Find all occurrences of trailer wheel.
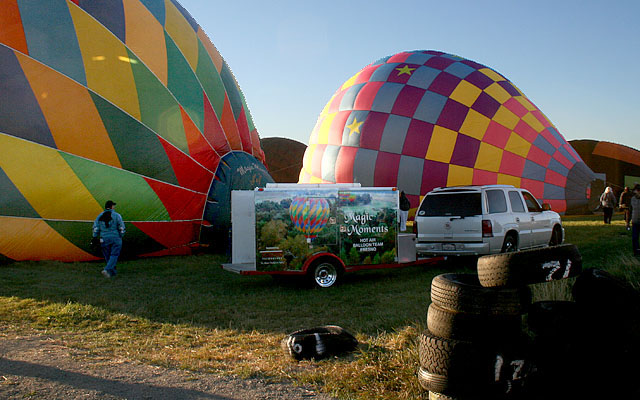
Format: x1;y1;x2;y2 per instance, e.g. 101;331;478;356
309;259;341;288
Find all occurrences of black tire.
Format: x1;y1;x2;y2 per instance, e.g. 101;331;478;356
308;259;342;288
572;268;640;314
417;330;493;395
527;301;582;338
477;244;582;288
281;325;358;360
548;225;563;246
427;303;522;342
430;273;530;316
501;233;518;253
418;330;531;398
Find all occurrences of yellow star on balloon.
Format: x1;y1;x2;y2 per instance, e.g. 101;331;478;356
396;65;416;76
346;117;364;136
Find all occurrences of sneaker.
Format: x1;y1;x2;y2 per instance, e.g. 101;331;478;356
101;270;111;278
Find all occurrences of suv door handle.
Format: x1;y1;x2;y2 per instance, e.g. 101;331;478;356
515;217;520;222
531;216;535;221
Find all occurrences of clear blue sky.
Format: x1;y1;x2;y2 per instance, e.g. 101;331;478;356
180;0;640;151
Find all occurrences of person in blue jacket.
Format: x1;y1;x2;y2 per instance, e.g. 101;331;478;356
92;200;125;278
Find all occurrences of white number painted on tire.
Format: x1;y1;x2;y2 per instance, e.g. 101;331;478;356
495;355;526;381
314;333;325;355
542;259;571;281
494;355;504;381
562;259;572;278
510;359;525;380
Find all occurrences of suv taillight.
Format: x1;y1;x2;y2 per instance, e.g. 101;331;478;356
482;220;493;237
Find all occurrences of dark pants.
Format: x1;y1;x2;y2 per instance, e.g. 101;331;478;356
633;223;640;256
623;208;631;227
603;207;613;224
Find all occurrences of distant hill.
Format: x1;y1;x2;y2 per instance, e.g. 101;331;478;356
260;137;307;183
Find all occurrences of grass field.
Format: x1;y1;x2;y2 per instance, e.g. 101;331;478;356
1;215;639;399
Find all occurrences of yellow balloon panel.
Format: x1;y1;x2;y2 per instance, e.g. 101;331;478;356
0;217;96;262
426;126;457;163
447;164;473;186
164;0;199;71
69;4;141;120
459;109;490;140
123;0;168;85
0;134;103;220
475;142;503;172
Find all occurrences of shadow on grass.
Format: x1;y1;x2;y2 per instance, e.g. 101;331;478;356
0;254;469;335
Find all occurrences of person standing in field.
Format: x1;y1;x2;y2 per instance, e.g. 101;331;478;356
599;186;617;224
631;185;640;256
399;191;411;232
619;186;633;230
92;200;125;278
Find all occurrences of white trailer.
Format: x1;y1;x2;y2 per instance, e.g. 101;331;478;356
222;183;436;288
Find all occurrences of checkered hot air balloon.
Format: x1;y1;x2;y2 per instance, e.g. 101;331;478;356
289;197;331;240
299;50;595;215
0;0;272;262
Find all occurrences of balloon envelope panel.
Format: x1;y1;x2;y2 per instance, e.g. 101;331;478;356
299;50;594;214
0;0;270;261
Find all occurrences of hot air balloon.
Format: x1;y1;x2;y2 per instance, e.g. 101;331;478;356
289;197;331;240
260;137;307;183
299;50;594;215
570;140;640;211
0;0;272;262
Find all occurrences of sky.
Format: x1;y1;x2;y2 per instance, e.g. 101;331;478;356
179;0;640;151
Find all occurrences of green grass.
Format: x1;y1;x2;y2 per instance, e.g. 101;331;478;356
0;214;638;399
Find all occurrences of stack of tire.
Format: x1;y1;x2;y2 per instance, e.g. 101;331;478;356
418;244;582;399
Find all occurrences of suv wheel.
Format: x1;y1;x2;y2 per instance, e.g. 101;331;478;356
549;226;563;246
501;233;517;253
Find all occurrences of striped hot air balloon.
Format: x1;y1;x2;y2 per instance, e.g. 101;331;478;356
0;0;272;262
289;197;331;240
299;50;595;215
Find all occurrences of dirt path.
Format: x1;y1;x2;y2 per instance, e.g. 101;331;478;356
0;334;336;400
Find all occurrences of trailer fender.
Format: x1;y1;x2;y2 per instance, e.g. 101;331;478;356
302;253;345;274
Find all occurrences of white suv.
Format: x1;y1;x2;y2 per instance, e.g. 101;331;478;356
415;185;563;256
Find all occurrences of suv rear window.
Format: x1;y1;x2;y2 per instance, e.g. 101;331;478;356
419;193;482;217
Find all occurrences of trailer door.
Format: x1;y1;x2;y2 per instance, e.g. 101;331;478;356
231;190;256;265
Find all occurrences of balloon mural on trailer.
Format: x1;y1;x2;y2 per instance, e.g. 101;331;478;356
299;50;595;214
0;0;273;262
289;197;331;240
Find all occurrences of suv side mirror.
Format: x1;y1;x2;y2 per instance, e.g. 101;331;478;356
542;203;551;211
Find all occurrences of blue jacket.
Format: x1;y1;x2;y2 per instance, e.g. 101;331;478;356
93;210;125;240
